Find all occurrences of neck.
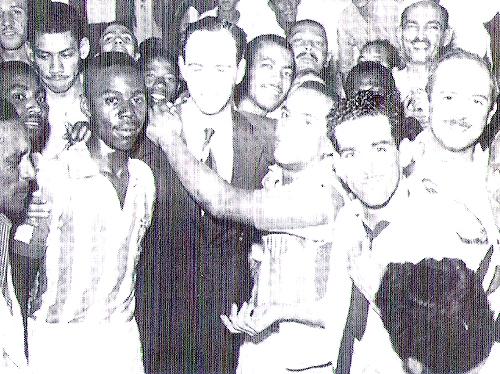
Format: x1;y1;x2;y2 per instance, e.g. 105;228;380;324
45;77;82;102
1;44;29;63
427;131;476;164
404;62;432;77
238;97;268;117
279;156;323;185
363;182;402;230
88;137;129;177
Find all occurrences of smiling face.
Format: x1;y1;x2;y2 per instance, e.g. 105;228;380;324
274;86;332;169
0;120;34;221
289;22;327;75
144;56;178;103
33;31;83;94
401;2;448;65
1;69;49;151
0;0;27;51
335;114;400;208
180;29;244;115
247;41;293;113
100;24;136;58
429;58;494;152
89;66;146;151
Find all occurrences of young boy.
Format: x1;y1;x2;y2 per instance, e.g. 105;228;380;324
27;52;154;373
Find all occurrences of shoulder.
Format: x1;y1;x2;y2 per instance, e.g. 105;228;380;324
129;158;155;193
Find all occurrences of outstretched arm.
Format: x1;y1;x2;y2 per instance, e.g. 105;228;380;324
147;104;344;231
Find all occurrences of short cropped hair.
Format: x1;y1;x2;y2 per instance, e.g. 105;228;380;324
327;90;410;151
238;34;294;100
84;52;142;100
28;1;86;44
138;37;178;77
181;16;247;63
344;61;397;99
426;48;498;106
376;258;494;374
0;61;41;94
401;0;449;30
360;39;401;70
289;19;327;46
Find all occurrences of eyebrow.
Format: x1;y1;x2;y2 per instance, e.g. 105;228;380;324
260;57;275;64
8;84;29;91
372;140;393;147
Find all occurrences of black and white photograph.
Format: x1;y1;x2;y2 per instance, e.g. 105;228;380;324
1;0;500;373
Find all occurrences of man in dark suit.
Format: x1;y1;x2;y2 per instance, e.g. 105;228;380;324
136;16;273;374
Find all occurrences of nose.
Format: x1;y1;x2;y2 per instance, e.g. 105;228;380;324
20;155;36;181
25;97;41;115
49;55;63;75
417;25;425;41
117;98;134;118
114;37;123;46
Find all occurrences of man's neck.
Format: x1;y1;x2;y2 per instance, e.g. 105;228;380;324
426;130;476;164
238;97;267;117
404;62;432;79
1;44;29;64
362;181;403;231
88;137;129;177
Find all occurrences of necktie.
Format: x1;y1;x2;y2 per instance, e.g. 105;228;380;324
202;128;216;172
336;220;390;374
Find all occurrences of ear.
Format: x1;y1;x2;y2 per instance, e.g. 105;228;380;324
236;58;246;85
80;95;91;119
79;37;90;60
26;41;34;63
406;357;424;374
398;138;413;169
134;52;141;62
442;28;453;48
488;101;498;125
178;55;187;82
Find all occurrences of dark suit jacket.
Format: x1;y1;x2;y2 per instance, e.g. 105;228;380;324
134;109;274;373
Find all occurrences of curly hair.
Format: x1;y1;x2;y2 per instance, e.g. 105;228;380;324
327;91;415;152
376;258;494;374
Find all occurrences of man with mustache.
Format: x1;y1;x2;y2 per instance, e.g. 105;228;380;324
28;1;90;160
0;0;29;64
26;51;154;373
410;49;498;231
287;19;329;92
393;0;452;128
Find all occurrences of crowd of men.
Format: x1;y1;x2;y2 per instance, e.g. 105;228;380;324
1;0;500;373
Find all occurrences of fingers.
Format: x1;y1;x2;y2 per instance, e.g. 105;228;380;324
220;302;258;336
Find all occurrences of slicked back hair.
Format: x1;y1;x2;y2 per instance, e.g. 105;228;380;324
181;16;247;63
28;1;86;45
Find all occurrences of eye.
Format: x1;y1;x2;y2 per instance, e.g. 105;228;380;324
123;35;132;43
443;95;453;101
104;96;119;106
342;151;355;159
261;62;273;69
282;69;293;78
281;107;290;119
472;98;486;106
376;146;388;153
10;92;26;102
61;50;75;58
131;95;145;105
103;35;114;43
35;51;50;60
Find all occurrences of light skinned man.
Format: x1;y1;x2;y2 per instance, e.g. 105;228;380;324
0;0;29;63
28;1;90;160
393;0;452;127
